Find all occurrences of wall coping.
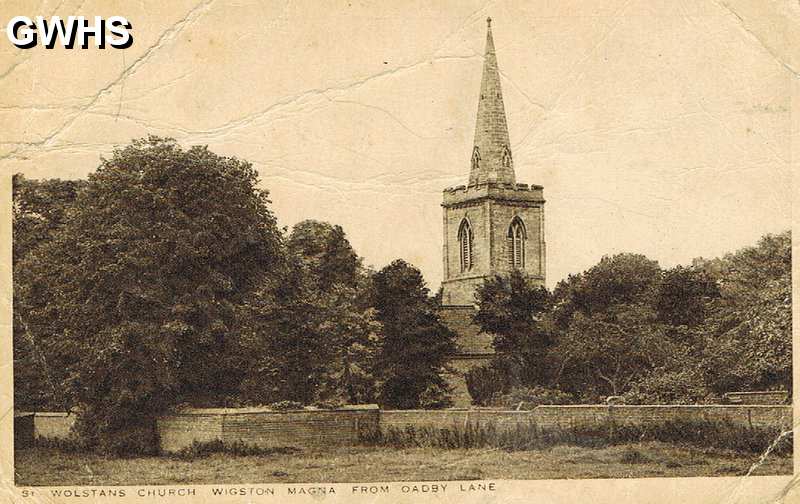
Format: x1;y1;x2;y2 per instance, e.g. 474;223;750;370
535;404;792;410
383;405;792;413
16;411;73;417
163;404;380;416
724;391;788;396
18;404;791;419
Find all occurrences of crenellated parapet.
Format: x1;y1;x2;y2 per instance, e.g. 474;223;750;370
442;182;544;207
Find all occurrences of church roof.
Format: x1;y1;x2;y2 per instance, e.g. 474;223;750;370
469;18;516;187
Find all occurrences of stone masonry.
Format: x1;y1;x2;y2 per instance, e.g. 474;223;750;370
440;19;546;406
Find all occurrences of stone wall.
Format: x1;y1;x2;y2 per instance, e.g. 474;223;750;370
157;405;380;452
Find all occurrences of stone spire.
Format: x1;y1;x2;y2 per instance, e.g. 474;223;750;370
469;17;515;187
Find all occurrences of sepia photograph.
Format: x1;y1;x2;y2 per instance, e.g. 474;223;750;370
1;0;797;501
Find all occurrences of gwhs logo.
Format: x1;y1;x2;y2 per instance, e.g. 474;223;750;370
7;16;133;49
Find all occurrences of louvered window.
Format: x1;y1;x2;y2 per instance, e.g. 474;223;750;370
507;218;525;269
458;219;473;272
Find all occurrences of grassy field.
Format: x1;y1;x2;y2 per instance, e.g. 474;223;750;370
14;442;791;486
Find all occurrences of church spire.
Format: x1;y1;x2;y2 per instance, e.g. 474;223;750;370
469;17;515;187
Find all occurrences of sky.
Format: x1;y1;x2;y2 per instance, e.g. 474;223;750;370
1;0;795;289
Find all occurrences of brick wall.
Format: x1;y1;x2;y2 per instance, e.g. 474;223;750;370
28;412;77;439
157;405;380;453
381;405;793;432
723;391;789;405
20;404;791;452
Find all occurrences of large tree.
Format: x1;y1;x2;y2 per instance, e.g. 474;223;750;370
370;260;456;409
655;266;720;328
700;231;791;395
287;220;362;291
553;304;675;398
13;175;87;410
15;137;284;454
473;270;554;386
551;253;662;329
239;252;381;406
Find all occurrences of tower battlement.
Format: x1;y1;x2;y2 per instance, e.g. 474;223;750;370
443;183;544;207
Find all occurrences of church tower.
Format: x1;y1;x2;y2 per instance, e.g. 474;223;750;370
441;18;546;307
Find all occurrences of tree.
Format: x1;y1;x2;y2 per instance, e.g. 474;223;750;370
13;174;86;263
13;175;87;410
239;275;381;406
553;304;674;398
700;231;791;395
551;253;662;328
655;266;720;328
370;259;456;409
240;220;379;406
15;137;284;454
473;270;553;385
287;220;361;291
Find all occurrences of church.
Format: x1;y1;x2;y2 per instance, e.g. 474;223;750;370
439;18;546;406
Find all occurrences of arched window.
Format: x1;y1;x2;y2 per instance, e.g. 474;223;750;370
471;146;481;171
507;217;525;269
501;145;512;168
458;219;473;272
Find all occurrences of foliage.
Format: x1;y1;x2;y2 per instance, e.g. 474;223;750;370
171;440;300;459
370;260;456;409
13;175;87;411
490;386;576;409
474;270;554;386
286;219;362;291
623;365;712;405
551;253;662;329
239;225;380;406
655;266;720;327
553;304;676;397
700;232;792;395
14;137;284;454
465;359;519;406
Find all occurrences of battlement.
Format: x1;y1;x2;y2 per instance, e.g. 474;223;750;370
443;181;544;206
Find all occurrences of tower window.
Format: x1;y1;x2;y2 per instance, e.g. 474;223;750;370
502;145;512;168
507;217;525;269
471;146;481;171
458;219;473;272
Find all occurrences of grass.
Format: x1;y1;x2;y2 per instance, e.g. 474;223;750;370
15;418;792;485
357;418;793;456
14;441;791;486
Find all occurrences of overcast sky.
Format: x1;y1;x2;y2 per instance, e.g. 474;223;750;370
1;0;794;289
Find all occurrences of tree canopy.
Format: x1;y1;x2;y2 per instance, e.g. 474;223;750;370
15;137;285;453
370;259;456;409
469;235;791;406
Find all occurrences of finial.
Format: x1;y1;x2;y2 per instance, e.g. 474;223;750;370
486;16;492;27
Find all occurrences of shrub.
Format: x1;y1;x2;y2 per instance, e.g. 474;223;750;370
490;386;576;409
310;399;344;410
465;362;516;406
268;400;305;411
170;440;300;460
34;436;86;453
418;383;453;410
